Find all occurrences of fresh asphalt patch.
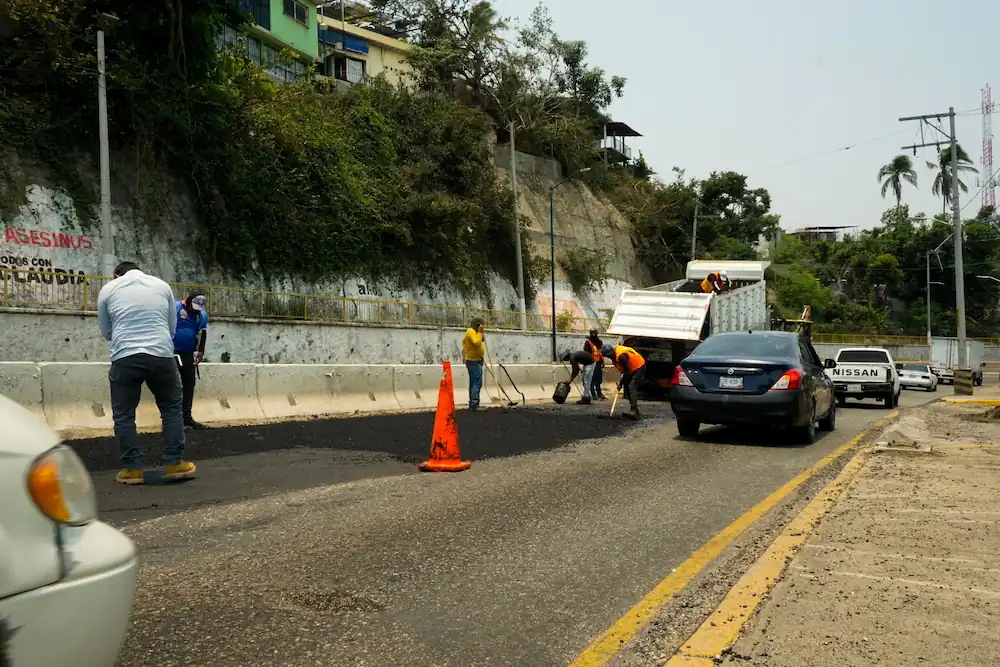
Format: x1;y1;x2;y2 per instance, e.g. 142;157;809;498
71;404;660;472
76;402;674;525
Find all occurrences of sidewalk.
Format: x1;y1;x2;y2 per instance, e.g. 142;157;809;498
722;400;1000;666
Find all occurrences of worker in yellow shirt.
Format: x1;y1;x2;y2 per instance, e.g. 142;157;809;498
461;317;486;410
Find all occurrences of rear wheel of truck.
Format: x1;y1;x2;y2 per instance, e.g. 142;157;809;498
883;390;896;409
837;395;847;407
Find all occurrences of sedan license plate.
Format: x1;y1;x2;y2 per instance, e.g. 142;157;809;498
719;376;743;389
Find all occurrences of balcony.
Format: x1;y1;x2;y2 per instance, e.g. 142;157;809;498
593;136;632;161
234;0;271;30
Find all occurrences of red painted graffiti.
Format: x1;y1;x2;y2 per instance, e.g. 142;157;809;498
3;227;93;250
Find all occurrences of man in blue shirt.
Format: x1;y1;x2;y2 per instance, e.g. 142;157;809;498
98;262;195;484
173;291;209;429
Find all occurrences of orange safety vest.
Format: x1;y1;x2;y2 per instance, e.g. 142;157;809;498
700;272;720;293
613;345;645;374
585;339;603;362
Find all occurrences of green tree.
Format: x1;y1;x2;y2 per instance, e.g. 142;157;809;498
927;144;978;213
877;155;918;206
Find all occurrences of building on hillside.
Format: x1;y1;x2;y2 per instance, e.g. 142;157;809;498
594;121;642;164
788;225;857;243
317;1;412;86
223;0;318;83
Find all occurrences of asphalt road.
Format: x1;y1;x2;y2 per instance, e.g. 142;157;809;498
83;390;940;667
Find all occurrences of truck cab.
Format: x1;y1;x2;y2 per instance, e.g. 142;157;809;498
606;261;770;393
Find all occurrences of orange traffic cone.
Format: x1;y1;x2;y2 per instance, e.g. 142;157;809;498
418;360;471;472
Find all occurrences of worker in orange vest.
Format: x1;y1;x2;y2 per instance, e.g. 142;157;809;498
601;343;646;420
700;271;729;294
584;329;607;400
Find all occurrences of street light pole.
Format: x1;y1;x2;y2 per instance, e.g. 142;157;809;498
97;27;114;276
549;167;592;361
510;121;527;330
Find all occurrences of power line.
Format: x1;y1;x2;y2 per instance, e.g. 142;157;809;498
748;128;913;174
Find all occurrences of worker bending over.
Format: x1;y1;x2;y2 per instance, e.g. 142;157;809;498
561;349;596;405
602;344;646;420
700;271;730;294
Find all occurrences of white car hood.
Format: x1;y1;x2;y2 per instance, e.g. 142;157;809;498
0;394;60;458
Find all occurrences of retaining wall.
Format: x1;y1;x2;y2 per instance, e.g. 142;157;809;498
9;362;623;436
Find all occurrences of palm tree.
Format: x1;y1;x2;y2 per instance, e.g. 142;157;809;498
927;144;978;213
877;155;918;206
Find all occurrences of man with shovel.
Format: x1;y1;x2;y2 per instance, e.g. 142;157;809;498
602;344;646;420
560;349;596;405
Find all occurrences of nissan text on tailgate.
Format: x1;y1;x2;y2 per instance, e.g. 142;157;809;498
825;347;900;409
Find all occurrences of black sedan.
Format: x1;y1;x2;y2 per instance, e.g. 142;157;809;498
669;331;836;444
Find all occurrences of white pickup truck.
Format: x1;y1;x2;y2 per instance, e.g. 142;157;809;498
825;347;901;408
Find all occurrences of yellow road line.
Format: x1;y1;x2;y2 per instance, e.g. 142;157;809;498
569;411;899;667
667;447;873;665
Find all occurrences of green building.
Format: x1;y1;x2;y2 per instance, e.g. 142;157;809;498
223;0;318;82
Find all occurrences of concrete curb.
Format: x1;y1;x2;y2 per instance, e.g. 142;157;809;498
942;396;1000;406
664;417;898;666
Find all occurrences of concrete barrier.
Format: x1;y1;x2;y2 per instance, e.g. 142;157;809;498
256;364;340;419
0;362;44;419
190;363;263;423
326;365;401;414
23;362;643;434
38;362;159;431
392;365;440;410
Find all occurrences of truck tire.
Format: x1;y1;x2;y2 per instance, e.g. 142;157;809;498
883;390;896;409
976;374;984;387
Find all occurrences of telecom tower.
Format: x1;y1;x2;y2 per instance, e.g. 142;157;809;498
983;83;996;209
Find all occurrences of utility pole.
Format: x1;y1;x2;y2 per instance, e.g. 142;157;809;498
900;108;967;368
96;14;119;277
691;200;699;260
510;122;527;330
926;252;931;347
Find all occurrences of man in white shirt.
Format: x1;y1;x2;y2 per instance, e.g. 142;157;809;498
98;262;196;485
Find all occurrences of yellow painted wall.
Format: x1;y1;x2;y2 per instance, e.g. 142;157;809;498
318;17;413;87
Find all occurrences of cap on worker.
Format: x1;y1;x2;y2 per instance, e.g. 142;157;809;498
600;344;615;358
589;328;599;338
188;293;207;311
720;271;729;281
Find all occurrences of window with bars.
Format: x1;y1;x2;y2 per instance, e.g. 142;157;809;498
333;55;366;84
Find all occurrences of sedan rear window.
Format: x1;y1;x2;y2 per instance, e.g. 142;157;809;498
694;334;797;359
837;350;891;364
902;363;929;372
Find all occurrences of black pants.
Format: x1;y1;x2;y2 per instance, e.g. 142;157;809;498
591;362;604;396
110;353;185;468
622;366;646;412
175;350;197;422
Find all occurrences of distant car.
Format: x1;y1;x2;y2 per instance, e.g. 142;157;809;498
0;395;137;667
670;331;836;444
898;363;938;392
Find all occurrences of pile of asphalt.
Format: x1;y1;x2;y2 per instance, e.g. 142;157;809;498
71;407;636;472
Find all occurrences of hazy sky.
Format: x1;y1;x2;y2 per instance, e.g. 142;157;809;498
496;0;999;231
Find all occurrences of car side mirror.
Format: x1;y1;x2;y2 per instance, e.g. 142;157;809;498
824;358;836;369
895;363;903;370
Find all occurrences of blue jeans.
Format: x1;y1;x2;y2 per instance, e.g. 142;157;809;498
591;361;604;396
109;353;186;468
466;360;484;408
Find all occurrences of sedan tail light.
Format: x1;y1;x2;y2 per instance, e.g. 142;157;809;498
770;368;802;391
672;365;693;387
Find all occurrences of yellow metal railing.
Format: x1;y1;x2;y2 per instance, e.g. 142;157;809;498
0;268;607;334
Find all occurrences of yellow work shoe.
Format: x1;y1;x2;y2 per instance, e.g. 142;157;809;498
164;461;197;481
116;469;145;485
